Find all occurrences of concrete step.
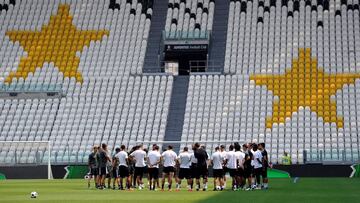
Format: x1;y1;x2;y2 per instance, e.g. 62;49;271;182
164;76;189;152
208;0;230;73
143;0;168;73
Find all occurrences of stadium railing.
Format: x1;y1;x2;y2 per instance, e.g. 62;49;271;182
303;149;360;164
162;30;211;41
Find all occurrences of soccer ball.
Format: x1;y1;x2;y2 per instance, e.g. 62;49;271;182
30;192;38;198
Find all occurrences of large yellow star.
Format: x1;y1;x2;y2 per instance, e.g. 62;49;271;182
4;4;109;84
251;48;360;129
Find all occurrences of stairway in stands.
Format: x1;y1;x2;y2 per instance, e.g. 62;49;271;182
143;0;168;73
164;76;189;152
208;0;229;73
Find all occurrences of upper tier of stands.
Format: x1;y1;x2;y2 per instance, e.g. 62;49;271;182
0;0;153;89
224;0;360;74
164;0;215;39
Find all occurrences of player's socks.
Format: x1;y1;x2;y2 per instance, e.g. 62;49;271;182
203;183;207;191
176;183;180;189
196;185;200;191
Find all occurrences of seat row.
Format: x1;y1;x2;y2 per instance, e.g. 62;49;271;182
224;0;360;74
182;75;360;163
165;0;214;39
0;75;173;163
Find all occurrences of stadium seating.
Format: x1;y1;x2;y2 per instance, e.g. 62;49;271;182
0;0;172;163
224;0;360;74
1;0;360;165
0;0;152;86
165;0;215;39
181;0;360;163
182;73;360;164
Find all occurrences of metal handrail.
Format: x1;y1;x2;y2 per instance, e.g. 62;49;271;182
162;30;212;41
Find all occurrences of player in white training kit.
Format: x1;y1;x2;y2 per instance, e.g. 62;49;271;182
211;146;224;191
234;142;245;189
176;147;192;191
114;145;131;190
252;144;263;189
129;145;147;190
147;145;161;190
161;145;177;191
225;145;240;191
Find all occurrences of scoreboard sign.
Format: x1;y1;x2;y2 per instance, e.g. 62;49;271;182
165;44;208;52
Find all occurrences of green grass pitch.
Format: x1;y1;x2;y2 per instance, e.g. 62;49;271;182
0;178;359;203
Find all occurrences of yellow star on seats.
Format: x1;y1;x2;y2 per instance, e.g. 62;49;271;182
250;48;360;129
4;4;109;84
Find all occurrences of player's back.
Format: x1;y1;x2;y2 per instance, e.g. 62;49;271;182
211;151;223;169
116;151;128;166
235;151;245;168
148;150;161;167
131;149;146;167
162;150;177;167
226;151;237;169
178;152;191;168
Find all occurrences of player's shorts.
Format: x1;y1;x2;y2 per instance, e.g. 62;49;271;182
99;167;107;176
228;168;237;177
222;167;228;176
119;165;130;178
254;167;262;177
163;166;175;174
213;169;223;178
148;168;159;179
178;168;191;179
243;167;252;178
190;165;197;179
261;167;268;178
90;167;98;176
112;167;119;178
237;168;244;177
134;167;145;178
195;165;208;179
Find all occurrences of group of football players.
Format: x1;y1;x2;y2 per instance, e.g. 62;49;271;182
87;141;269;191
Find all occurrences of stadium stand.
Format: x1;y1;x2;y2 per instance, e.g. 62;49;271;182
181;0;360;163
0;0;360;166
0;0;172;163
164;0;215;39
224;0;360;74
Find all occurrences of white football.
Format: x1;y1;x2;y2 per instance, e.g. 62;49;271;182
31;191;38;198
